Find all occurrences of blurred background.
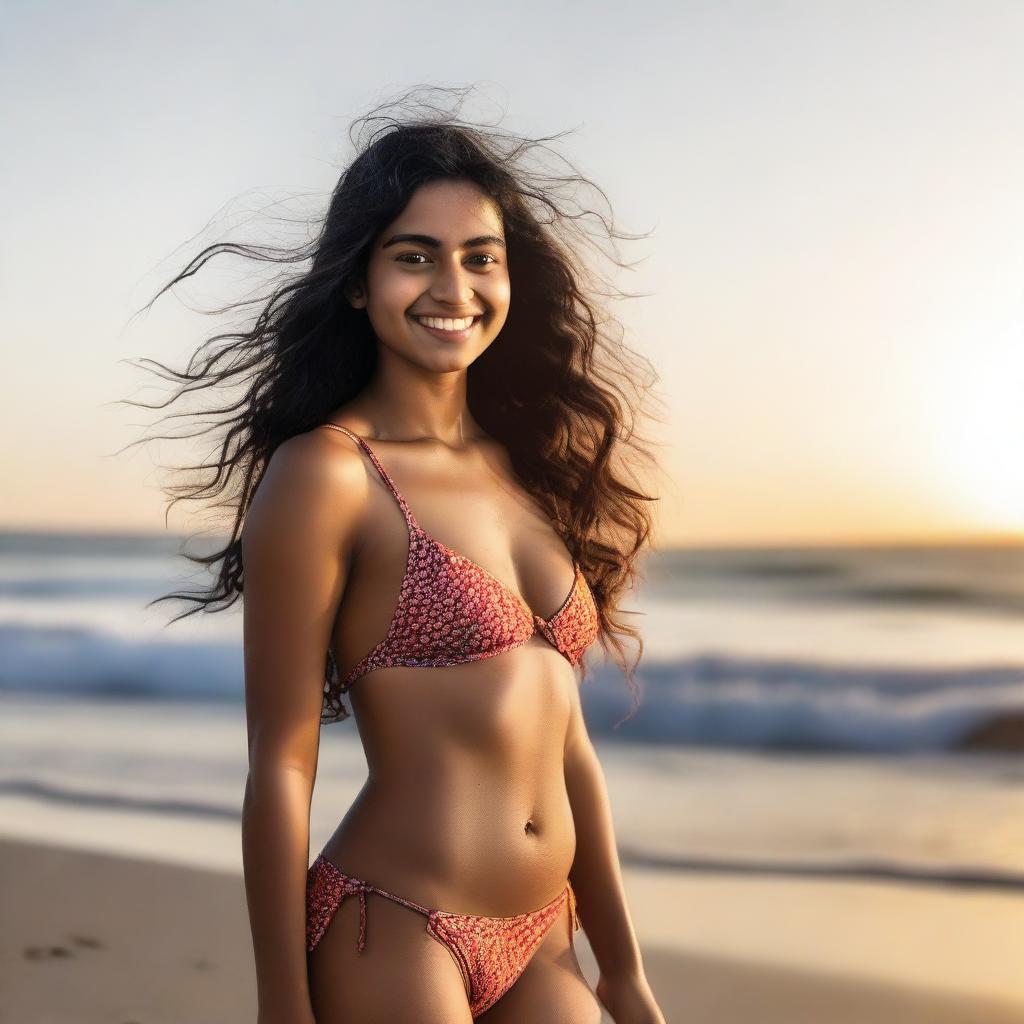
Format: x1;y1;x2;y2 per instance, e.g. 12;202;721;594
2;2;1023;1022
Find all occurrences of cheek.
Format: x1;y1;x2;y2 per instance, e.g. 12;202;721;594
486;274;512;312
366;263;419;313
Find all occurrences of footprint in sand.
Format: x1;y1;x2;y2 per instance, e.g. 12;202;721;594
23;934;106;960
23;945;74;960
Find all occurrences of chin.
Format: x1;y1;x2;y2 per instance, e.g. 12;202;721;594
431;350;478;372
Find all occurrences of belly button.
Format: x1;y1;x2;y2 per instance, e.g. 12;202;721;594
524;818;538;835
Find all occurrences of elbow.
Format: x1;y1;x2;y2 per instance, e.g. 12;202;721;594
246;730;319;787
243;760;316;808
240;763;316;854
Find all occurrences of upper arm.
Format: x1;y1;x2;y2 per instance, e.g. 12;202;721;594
240;429;369;780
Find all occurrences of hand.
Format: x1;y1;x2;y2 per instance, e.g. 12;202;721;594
595;971;666;1024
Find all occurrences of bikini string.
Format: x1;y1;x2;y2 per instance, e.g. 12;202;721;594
344;881;369;953
567;882;580;932
343;870;577;949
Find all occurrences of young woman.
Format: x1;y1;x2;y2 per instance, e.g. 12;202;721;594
137;90;663;1023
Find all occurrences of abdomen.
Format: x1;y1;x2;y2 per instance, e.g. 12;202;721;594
322;642;579;913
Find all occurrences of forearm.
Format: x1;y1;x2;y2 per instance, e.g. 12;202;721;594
241;765;316;1020
564;739;644;980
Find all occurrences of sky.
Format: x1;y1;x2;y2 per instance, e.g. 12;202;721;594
2;0;1023;548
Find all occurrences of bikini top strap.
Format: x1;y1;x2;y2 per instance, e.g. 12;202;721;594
319;423;418;529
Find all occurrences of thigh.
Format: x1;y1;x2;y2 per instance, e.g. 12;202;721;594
308;887;474;1024
477;901;603;1024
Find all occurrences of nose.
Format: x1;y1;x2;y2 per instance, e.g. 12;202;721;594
428;257;475;307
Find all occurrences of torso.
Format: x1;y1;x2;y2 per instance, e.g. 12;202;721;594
319;417;589;914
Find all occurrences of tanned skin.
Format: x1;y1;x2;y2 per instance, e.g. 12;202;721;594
241;179;664;1024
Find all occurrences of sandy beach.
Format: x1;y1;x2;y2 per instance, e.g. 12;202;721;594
3;834;1023;1024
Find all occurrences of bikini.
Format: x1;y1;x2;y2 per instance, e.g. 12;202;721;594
306;855;580;1019
306;423;600;1018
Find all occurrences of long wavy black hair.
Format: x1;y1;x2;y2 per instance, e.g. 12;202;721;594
120;86;664;726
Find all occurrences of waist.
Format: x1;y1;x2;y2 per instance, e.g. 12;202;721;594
322;779;576;915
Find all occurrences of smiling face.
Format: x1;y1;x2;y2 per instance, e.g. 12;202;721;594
347;178;512;371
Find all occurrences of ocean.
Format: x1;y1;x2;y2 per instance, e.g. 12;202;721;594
2;529;1022;885
3;530;1022;751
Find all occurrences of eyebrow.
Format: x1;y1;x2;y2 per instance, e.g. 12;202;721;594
381;233;506;250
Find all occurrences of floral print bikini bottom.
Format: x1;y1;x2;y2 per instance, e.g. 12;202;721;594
306;852;579;1018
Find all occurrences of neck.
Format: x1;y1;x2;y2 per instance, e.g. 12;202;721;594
356;360;482;446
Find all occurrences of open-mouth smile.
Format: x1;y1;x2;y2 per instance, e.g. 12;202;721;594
409;314;482;341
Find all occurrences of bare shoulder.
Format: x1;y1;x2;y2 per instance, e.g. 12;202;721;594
240;426;372;773
261;425;369;497
242;425;372;561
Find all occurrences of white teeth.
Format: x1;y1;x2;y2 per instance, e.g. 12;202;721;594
415;316;475;331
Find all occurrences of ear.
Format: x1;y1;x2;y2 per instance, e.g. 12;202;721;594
344;277;368;310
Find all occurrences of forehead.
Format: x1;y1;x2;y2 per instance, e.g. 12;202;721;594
383;180;503;238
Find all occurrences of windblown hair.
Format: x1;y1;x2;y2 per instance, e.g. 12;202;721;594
121;86;664;726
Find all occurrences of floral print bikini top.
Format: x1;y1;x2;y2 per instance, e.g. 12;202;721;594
322;423;600;691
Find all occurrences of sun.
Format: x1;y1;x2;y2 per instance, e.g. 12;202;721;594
936;334;1024;534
